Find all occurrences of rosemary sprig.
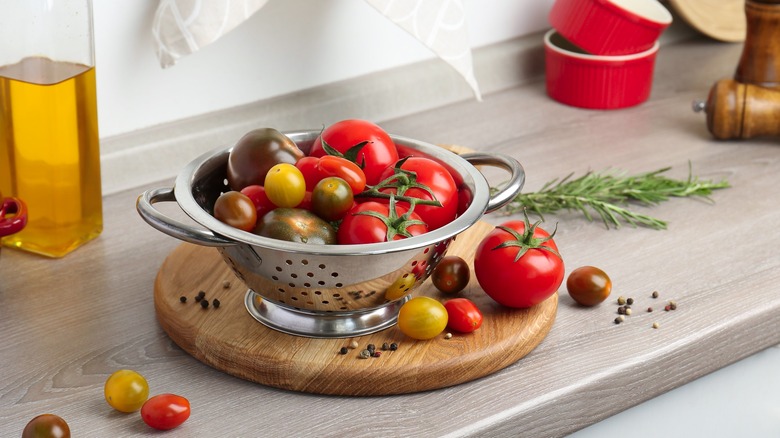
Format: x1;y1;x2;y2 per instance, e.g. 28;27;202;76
497;164;730;230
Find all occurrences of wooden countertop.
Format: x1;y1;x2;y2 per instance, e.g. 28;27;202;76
2;36;778;437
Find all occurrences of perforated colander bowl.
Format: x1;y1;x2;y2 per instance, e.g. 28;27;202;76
137;131;524;337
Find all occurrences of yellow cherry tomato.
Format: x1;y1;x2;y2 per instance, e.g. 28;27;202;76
397;296;448;340
104;369;149;413
264;163;306;208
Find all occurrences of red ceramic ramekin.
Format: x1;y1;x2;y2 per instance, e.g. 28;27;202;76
544;30;659;110
549;0;672;56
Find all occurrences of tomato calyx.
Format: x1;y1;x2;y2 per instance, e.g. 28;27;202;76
493;210;562;261
321;138;370;168
358;159;443;207
352;195;427;241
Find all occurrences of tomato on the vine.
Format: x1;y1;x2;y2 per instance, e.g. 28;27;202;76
397;296;448;340
140;393;190;431
474;213;564;308
22;414;70;438
311;177;354;221
376;157;458;230
431;255;470;294
264;163;306;208
239;185;275;219
317;155;367;195
337;199;427;244
566;266;612;306
213;191;258;232
309;119;398;185
104;369;150;413
444;298;483;333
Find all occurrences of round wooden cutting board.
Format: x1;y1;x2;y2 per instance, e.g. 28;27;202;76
153;221;558;396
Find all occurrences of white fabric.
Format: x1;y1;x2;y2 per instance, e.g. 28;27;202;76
151;0;481;99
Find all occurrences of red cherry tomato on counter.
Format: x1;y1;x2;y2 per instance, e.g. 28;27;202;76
444;298;483;333
474;215;564;308
317;155;367;195
140;393;191;431
377;157;458;230
309;119;398;185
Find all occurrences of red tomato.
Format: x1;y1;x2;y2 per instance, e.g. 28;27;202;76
337;200;427;244
474;217;564;308
240;185;276;219
377;157;458;230
309;119;398;185
444;298;483;333
317;155;367;195
295;156;325;192
140;394;191;431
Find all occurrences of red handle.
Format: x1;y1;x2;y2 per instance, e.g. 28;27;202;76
0;197;28;237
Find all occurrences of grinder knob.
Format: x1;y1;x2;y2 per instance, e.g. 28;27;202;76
696;78;780;139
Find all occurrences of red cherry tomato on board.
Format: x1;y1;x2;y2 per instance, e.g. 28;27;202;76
309;119;398;185
474;216;564;308
444;298;483;333
140;393;191;431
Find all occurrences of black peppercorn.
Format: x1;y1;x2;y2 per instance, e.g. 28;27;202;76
626;297;634;305
381;342;390;351
389;343;398;351
339;347;348;355
200;299;209;309
212;298;220;308
180;296;187;303
367;343;376;352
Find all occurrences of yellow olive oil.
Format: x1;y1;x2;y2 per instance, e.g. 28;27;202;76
0;56;102;257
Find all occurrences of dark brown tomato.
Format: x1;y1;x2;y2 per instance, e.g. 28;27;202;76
22;414;70;438
254;208;336;244
227;128;305;191
432;255;470;294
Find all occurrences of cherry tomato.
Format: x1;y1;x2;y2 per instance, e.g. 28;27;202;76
254;208;337;244
295;156;325;192
566;266;612;306
337;200;427;244
240;185;275;219
474;217;564;308
444;298;483;333
311;177;354;221
309;119;398;185
397;296;448;340
264;163;306;208
431;256;470;294
140;393;191;431
22;414;70;438
104;369;149;413
213;191;258;232
317;155;367;195
385;273;416;301
227;128;304;190
377;157;458;230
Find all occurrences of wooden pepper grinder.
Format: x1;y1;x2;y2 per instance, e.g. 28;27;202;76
735;0;780;87
695;0;780;139
695;78;780;139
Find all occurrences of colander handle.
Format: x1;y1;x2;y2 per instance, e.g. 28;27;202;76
460;152;525;213
136;187;237;247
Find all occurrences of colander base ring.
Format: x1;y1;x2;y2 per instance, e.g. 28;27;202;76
244;290;408;338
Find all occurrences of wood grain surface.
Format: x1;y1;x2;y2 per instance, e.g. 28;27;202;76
1;36;779;437
153;221;557;396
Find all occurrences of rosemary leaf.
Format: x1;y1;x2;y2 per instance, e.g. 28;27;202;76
497;164;730;230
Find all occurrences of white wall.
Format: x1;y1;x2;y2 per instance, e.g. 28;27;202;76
93;0;555;138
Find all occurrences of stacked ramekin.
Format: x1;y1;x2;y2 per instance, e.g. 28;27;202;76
545;0;673;109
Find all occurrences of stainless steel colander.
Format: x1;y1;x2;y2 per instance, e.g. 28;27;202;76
137;130;524;337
